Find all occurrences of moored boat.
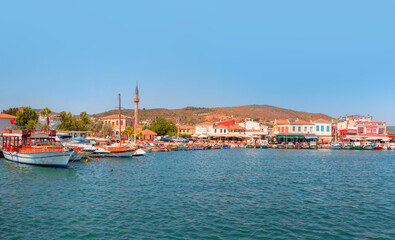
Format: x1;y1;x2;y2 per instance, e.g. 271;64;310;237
309;141;318;150
352;142;363;150
363;142;374;150
2;130;73;167
133;149;147;156
277;144;286;149
94;139;136;157
342;142;352;150
329;141;342;150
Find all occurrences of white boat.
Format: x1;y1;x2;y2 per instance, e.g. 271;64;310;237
364;142;374;150
342;142;352;150
329;141;342;150
2;130;73;167
133;149;146;157
309;141;317;149
3;150;73;167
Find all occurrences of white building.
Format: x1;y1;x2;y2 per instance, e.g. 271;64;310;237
290;119;314;134
0;113;16;133
101;114;135;135
213;125;228;134
313;119;332;143
195;122;213;136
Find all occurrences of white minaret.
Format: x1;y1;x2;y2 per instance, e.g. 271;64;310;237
134;83;139;143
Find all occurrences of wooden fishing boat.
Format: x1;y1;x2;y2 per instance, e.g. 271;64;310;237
1;130;73;167
329;141;342;150
94;139;136;157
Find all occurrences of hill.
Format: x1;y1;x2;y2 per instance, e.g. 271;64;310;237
91;105;333;125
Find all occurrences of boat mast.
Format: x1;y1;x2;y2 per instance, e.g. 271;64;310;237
119;93;122;146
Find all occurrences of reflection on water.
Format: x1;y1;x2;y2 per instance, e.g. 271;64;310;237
0;150;394;239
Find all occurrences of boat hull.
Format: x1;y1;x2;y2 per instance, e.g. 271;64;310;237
352;146;363;150
107;150;136;158
329;146;342;150
2;150;73;167
133;149;146;157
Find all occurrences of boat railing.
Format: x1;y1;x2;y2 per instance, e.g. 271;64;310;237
18;146;64;153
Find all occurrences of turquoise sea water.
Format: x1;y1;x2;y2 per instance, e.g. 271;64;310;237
1;149;394;239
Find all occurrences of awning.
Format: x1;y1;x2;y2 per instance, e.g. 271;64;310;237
277;135;305;138
304;136;318;139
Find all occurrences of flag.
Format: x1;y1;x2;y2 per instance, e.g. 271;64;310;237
10;119;16;124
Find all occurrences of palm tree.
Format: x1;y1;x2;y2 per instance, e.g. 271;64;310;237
40;107;52;130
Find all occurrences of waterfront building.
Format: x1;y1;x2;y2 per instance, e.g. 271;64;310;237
313;119;332;143
213;125;229;134
0;113;16;134
195;122;213;136
273;119;290;134
141;129;157;141
274;119;318;143
229;125;245;135
101;115;135;135
240;120;268;143
290;119;314;134
179;125;196;136
333;115;388;141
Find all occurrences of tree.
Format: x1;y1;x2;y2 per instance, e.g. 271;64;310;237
56;111;92;131
16;107;38;129
2;107;19;116
102;124;113;138
149;117;176;136
122;126;134;139
40;107;52;130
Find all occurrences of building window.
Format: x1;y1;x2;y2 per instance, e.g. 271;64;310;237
373;128;377;133
293;126;296;132
304;127;307;132
367;128;371;133
285;127;288;132
327;126;330;132
298;127;301;132
310;127;312;132
316;126;319;132
321;126;324;131
379;128;384;134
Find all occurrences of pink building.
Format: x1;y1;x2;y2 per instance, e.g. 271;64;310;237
333;115;387;141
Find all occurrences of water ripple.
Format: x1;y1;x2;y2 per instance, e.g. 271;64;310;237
0;150;394;239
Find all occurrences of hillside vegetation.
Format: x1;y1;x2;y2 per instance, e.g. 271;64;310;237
92;105;333;124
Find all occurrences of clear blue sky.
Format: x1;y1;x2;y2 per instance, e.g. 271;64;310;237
1;0;394;124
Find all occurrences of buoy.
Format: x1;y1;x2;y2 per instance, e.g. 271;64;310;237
154;153;156;156
85;159;88;163
95;158;98;161
110;169;113;172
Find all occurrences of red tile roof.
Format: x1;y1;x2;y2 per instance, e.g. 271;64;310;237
142;129;157;135
314;119;331;123
215;120;235;128
213;125;228;129
276;119;290;125
101;114;134;120
292;120;313;125
196;122;212;126
179;125;195;130
229;125;245;130
0;113;16;119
